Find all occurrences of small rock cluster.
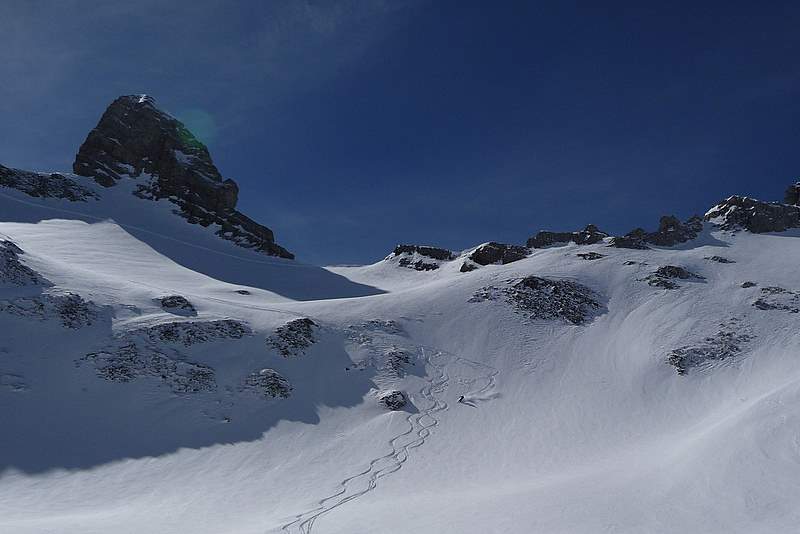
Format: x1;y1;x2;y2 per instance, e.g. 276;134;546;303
158;295;196;315
129;319;251;346
705;256;735;264
82;342;216;393
666;319;753;374
0;164;97;202
241;368;292;399
0;291;100;329
267;318;317;357
752;286;800;313
642;266;704;289
471;276;603;325
460;242;529;272
527;224;608;248
576;252;605;261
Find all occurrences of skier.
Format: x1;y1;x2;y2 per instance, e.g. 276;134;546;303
457;395;465;404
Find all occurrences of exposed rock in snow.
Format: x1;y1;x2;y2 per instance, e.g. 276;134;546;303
378;390;407;410
0;240;50;287
241;368;292;399
267;318;317;357
527;224;608;248
741;281;758;288
157;295;196;316
471;276;602;325
667;319;754;374
705;255;735;264
704;195;800;233
0;291;101;328
82;342;216;393
576;252;605;261
72;95;293;258
642;265;704;289
752;286;800;313
390;244;455;271
609;215;703;249
461;242;529;272
129;319;251;346
0;164;98;202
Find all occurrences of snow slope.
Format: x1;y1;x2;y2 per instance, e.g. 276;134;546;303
2;174;800;533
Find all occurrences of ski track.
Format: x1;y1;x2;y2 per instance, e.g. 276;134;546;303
278;346;498;534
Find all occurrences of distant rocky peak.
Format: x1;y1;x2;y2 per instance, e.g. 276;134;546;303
73;94;237;212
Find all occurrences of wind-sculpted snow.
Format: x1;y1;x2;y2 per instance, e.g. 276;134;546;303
0;164;98;202
81;342;216;393
0;291;101;329
128;319;251;346
470;276;603;325
666;318;754;374
267;318;317;357
0;240;50;287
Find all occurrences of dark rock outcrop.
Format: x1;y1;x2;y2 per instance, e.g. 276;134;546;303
704;195;800;234
0;291;101;328
130;319;251;346
527;224;608;248
784;182;800;206
0;164;97;202
667;319;753;375
0;241;50;287
705;256;735;264
576;252;605;261
753;286;800;313
242;368;292;399
157;295;196;316
267;318;317;358
642;265;704;290
461;242;528;272
73;95;292;258
609;215;703;249
82;342;216;393
391;244;455;271
378;390;408;410
471;276;602;325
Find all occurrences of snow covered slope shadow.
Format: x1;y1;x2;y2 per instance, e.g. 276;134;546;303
4;105;800;534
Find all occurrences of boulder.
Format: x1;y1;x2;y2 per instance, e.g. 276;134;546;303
378;390;408;410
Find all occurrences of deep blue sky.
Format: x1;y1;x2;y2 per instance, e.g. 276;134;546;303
2;1;799;264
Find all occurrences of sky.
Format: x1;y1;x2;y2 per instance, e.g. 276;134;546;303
1;0;799;264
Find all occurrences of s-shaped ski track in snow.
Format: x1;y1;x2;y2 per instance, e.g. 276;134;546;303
277;347;498;534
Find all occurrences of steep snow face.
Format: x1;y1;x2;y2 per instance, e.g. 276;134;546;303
3;186;800;534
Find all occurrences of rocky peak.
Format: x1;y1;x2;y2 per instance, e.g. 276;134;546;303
73;95;292;259
73;94;237;212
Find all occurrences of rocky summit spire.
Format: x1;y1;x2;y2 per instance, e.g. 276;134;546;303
73;95;293;259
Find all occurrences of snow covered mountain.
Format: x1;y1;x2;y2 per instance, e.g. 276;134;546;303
3;96;800;533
